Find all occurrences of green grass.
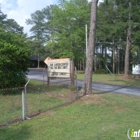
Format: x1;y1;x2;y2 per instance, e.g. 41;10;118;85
77;73;140;86
0;94;22;124
28;79;43;86
0;92;140;140
0;93;65;125
1;78;140;139
0;84;73;125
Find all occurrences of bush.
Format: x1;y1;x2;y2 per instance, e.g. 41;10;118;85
0;30;30;89
94;69;108;74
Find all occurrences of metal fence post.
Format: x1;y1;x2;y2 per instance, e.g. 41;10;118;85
24;79;30;119
70;61;74;86
22;90;25;120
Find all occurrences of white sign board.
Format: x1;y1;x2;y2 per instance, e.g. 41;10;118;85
132;64;140;74
44;57;71;78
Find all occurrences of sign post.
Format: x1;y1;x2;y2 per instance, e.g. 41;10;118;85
70;61;74;85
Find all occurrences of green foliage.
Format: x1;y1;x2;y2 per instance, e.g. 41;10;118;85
49;0;90;60
0;29;30;89
0;9;30;89
26;8;51;56
26;0;91;61
0;10;24;34
96;0;140;74
25;0;140;73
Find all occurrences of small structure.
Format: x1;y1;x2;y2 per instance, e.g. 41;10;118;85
30;56;46;68
44;57;71;78
132;61;140;74
44;57;76;91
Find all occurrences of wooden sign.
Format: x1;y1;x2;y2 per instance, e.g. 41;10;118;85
44;57;71;78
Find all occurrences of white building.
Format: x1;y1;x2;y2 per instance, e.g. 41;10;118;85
132;62;140;74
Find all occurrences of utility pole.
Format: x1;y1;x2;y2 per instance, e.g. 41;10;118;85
85;24;88;58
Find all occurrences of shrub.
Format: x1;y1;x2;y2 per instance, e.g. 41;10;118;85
0;30;30;89
94;69;108;74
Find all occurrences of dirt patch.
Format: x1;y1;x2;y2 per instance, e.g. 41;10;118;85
40;110;55;116
92;100;102;105
114;108;125;114
45;92;74;101
79;94;108;105
120;75;134;81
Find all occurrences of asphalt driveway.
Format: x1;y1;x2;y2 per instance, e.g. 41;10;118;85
27;68;140;96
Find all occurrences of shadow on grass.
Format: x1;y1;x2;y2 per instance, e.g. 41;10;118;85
109;79;139;86
78;83;140;96
94;85;131;95
0;125;31;140
111;75;140;86
93;85;140;96
26;84;72;96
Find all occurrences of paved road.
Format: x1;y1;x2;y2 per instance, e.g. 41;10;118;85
27;68;140;96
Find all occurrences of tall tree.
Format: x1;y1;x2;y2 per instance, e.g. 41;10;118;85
115;0;140;77
26;0;91;64
83;0;98;95
96;0;140;75
49;0;90;60
26;10;47;55
124;1;131;77
0;9;23;34
96;0;123;73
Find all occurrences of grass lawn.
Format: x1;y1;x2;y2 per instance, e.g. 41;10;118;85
28;79;44;86
1;92;140;140
77;73;140;87
0;83;74;125
0;93;22;124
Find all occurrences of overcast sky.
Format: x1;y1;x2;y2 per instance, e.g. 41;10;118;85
0;0;102;36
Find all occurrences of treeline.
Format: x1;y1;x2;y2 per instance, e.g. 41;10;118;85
0;9;30;89
26;0;140;76
96;0;140;77
26;0;90;68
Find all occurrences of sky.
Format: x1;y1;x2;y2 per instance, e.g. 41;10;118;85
0;0;102;36
0;0;58;36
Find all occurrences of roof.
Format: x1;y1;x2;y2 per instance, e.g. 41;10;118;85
30;56;44;61
44;57;70;65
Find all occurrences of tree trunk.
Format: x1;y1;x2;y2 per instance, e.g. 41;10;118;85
105;46;107;65
83;0;98;95
83;58;85;70
112;44;115;74
80;60;82;71
94;54;97;71
124;1;131;78
117;47;120;74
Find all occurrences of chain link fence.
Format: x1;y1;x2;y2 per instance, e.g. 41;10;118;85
25;82;78;118
0;75;80;128
0;87;24;127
